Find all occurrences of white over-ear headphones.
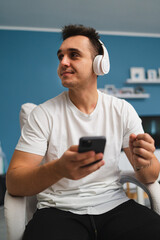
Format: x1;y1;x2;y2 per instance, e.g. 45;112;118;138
93;40;110;76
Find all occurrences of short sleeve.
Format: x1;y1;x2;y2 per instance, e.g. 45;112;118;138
16;105;50;156
122;101;144;148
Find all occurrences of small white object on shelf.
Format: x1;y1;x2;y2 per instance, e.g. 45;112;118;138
147;69;157;80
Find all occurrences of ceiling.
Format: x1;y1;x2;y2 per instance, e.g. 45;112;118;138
1;0;160;35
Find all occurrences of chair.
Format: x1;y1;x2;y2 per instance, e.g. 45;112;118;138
4;103;160;240
4;172;160;240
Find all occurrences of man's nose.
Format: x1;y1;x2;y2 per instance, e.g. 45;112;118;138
61;55;70;66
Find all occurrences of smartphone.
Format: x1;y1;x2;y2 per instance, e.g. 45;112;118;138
78;136;106;166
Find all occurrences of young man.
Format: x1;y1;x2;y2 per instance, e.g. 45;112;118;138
7;25;160;240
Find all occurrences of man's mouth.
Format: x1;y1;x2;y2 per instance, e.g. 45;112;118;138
61;70;74;76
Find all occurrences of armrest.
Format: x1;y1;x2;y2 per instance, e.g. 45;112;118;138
4;190;37;240
145;181;160;215
4;191;26;240
120;170;160;215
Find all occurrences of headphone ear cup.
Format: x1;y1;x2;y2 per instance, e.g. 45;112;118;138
101;58;110;75
93;55;103;75
93;40;110;76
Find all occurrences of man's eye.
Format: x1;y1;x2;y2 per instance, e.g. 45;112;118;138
58;54;63;61
71;52;79;58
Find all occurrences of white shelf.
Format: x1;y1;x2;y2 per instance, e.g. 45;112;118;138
112;93;150;99
99;89;150;99
126;78;160;84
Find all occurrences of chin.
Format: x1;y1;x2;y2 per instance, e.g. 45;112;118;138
62;81;75;89
61;78;76;88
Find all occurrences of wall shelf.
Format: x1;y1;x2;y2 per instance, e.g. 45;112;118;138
111;93;150;99
99;89;150;99
126;78;160;84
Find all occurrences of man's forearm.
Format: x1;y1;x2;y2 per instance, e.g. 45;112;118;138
135;156;160;184
6;159;62;197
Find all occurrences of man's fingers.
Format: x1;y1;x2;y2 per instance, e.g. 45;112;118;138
132;135;155;153
136;133;154;144
132;147;153;161
69;145;79;152
79;152;104;167
129;133;137;143
78;159;105;178
133;141;155;153
69;149;104;168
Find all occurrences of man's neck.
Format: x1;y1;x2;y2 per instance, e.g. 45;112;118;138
68;87;98;115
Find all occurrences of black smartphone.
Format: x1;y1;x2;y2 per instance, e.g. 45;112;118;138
78;136;106;166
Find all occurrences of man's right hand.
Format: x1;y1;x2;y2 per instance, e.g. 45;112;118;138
55;145;105;180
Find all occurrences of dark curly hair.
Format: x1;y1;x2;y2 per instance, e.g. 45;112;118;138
62;24;103;57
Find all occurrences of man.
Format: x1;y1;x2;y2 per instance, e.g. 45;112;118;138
7;25;160;240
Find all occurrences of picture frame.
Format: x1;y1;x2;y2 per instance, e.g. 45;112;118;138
147;69;157;80
130;67;145;80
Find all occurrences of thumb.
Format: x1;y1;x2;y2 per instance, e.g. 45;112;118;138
69;145;79;152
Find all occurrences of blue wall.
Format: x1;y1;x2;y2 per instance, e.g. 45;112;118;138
99;34;160;115
0;30;160;164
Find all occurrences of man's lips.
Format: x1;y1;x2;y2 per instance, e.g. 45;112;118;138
61;70;74;76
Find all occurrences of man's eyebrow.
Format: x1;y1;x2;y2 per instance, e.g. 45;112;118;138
57;48;81;56
68;48;81;53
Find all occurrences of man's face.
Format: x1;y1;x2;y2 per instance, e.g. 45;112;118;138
57;35;96;90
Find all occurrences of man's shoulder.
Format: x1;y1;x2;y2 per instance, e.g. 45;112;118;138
42;91;67;107
27;92;67;125
99;90;125;105
99;90;133;114
37;92;66;111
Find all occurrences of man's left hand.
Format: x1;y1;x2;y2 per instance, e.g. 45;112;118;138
129;133;155;172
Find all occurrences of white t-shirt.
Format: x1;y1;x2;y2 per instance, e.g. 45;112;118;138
16;90;144;215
